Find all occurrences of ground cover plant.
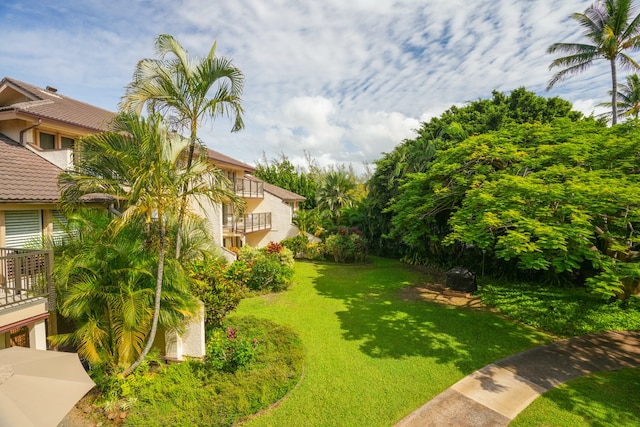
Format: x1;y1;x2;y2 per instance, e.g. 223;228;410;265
120;316;303;426
511;367;640;426
232;257;549;426
477;280;640;337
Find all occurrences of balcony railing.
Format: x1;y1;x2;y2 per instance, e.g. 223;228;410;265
0;248;53;309
234;178;264;198
223;212;272;234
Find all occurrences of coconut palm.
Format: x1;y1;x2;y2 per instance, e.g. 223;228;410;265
120;34;245;258
547;0;640;124
59;112;238;375
599;73;640;119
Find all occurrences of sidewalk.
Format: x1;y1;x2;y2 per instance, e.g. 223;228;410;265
395;330;640;427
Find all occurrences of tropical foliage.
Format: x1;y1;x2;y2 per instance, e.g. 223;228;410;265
254;153;318;209
57;112;236;374
391;117;640;298
120;33;245;258
363;88;582;259
599;73;640;120
52;209;199;368
547;0;640;124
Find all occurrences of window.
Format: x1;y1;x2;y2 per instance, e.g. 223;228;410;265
38;131;76;150
61;136;75;149
39;132;55;150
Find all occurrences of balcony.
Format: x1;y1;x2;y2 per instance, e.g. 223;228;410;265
234;178;264;198
0;248;53;309
224;212;272;234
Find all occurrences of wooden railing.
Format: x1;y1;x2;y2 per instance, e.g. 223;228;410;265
0;248;53;309
234;178;264;198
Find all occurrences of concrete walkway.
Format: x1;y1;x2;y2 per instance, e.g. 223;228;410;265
395;330;640;427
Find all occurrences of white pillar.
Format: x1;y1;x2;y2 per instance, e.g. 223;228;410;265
29;320;47;350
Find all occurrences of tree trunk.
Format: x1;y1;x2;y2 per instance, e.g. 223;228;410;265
611;59;618;125
123;223;166;377
174;119;198;260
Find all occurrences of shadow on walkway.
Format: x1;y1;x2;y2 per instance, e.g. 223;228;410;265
395;330;640;427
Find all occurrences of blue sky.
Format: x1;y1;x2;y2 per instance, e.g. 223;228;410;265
0;1;614;173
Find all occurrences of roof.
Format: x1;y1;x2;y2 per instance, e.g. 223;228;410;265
0;133;62;203
244;175;306;201
0;77;114;132
207;148;255;172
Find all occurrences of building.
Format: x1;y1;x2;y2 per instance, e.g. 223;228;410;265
0;77;304;353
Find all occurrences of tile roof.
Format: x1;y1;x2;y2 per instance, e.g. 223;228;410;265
0;77;114;132
0;133;62;203
207;148;256;172
245;175;306;201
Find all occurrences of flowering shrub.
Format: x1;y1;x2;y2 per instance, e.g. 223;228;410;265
206;326;258;371
305;242;326;260
189;258;247;326
324;227;367;263
234;245;295;292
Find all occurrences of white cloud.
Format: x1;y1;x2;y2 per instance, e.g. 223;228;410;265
0;0;620;174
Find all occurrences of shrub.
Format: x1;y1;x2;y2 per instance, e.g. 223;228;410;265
190;257;247;327
206;326;259;371
281;235;309;258
324;227;367;263
305;241;326;260
235;245;295;292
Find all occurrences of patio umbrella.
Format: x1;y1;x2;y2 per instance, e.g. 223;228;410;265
0;346;95;427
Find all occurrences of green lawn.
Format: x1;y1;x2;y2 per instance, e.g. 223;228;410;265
232;257;549;426
511;367;640;426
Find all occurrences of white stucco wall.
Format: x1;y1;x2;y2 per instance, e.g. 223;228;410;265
246;191;301;247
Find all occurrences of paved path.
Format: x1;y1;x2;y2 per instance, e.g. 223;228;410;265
395;330;640;427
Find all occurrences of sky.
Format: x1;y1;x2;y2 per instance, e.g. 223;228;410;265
0;1;616;174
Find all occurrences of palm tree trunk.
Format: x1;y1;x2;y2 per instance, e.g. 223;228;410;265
174;121;198;260
123;222;166;377
611;59;618;125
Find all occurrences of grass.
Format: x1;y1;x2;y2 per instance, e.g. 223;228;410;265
478;280;640;337
511;367;640;426
232;257;549;426
123;317;304;426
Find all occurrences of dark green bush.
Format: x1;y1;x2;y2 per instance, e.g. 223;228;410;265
190;257;247;326
324;227;367;263
281;235;309;258
236;245;295;292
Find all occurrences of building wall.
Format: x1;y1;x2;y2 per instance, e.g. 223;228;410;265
246;191;301;247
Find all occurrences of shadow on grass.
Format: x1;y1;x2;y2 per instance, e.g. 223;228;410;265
310;258;548;373
512;368;640;426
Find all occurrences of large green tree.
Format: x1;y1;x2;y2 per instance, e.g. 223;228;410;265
59;112;237;375
364;88;581;258
120;34;245;258
316;170;357;228
547;0;640;124
254;153;318;209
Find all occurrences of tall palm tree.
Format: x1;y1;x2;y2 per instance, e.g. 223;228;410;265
59;112;238;376
120;34;245;258
599;73;640;119
547;0;640;124
316;171;356;227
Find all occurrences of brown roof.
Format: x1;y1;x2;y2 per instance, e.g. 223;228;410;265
0;133;62;203
245;175;306;201
0;77;114;132
207;148;255;172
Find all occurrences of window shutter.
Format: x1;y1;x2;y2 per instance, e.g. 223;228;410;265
4;210;43;248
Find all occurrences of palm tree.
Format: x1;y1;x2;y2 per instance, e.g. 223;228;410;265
120;34;245;258
52;209;198;367
59;112;238;375
599;73;640;119
547;0;640;124
316;171;356;227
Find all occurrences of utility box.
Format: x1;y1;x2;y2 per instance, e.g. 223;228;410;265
446;267;477;292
